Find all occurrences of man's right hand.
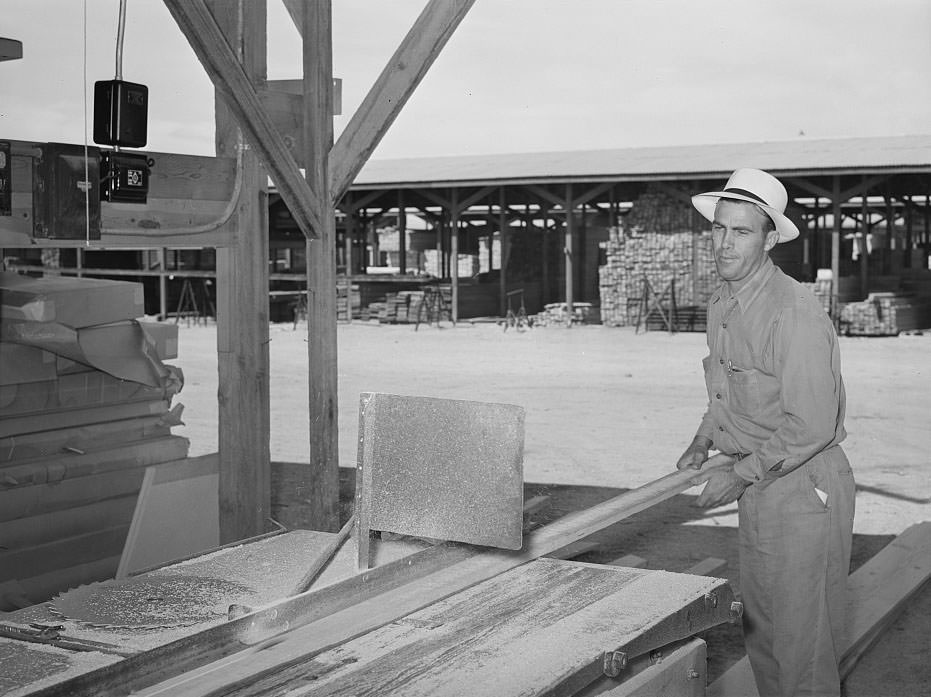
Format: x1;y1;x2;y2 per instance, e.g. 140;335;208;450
676;436;712;470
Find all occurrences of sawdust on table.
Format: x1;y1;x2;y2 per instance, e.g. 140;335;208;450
0;639;118;697
49;575;257;629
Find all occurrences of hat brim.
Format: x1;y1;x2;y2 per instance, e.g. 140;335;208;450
692;191;799;243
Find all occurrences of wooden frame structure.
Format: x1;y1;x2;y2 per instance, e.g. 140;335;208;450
1;0;477;539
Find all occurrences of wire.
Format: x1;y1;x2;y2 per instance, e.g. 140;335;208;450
83;0;90;246
115;0;127;81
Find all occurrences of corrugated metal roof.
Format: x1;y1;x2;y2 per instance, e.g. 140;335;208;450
352;135;931;188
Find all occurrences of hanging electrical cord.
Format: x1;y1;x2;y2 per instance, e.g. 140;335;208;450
83;0;90;246
113;0;127;151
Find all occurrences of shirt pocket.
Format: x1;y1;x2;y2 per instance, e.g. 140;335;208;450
727;367;762;415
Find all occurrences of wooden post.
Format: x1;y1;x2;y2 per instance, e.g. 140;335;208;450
398;191;407;275
159;248;168;320
76;247;84;278
212;0;271;543
831;176;841;321
301;0;339;531
499;187;507;316
539;203;549;305
564;183;574;324
859;185;869;298
451;189;459;323
343;209;354;276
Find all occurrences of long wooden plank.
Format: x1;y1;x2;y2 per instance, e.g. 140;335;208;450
324;0;476;201
162;0;321;239
707;521;931;697
0;436;190;500
27;464;726;697
186;561;731;697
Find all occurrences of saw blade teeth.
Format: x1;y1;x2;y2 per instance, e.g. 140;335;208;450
49;575;257;630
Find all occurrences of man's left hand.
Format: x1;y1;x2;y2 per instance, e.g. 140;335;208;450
695;456;751;508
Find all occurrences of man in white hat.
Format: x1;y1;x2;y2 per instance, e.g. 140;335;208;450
677;169;855;696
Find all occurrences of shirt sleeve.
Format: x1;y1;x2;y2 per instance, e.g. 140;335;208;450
733;306;843;483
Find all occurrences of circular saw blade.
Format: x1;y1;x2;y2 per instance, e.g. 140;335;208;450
49;575;256;629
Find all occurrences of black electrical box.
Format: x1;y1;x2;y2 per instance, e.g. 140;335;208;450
93;79;148;148
101;150;151;204
33;143;101;240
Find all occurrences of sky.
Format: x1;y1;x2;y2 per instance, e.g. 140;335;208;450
2;0;930;161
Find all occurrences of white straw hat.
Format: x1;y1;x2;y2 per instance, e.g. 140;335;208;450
691;168;799;243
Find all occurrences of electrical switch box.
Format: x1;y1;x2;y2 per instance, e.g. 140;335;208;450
100;150;150;204
94;79;148;148
33;143;101;240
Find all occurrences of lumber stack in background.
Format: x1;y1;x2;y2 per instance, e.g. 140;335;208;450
839;292;931;336
598;185;717;328
0;272;190;610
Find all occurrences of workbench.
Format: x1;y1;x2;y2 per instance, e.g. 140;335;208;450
0;527;738;697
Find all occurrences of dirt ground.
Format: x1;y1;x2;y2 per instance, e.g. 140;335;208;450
171;318;930;695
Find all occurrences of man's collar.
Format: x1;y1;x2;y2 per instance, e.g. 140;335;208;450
730;257;776;310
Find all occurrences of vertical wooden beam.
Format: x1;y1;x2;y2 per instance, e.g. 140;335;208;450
831;176;841;321
343;206;354;276
398;192;407;275
539;203;549;305
499;187;507;316
212;0;271;543
301;0;339;531
564;183;574;323
159;248;168;320
860;184;870;298
451;189;460;323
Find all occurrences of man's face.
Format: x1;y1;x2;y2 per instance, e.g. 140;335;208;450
711;199;779;290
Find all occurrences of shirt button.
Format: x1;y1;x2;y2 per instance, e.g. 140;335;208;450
715;393;721;399
719;358;724;365
722;323;728;329
718;426;725;431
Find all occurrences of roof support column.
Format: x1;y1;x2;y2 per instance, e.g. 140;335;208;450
499;187;508;316
859;181;870;299
451;188;459;323
831;176;841;323
398;191;407;275
211;0;271;543
302;0;339;531
564;183;574;325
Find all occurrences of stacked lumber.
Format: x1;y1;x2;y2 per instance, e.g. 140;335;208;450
532;302;599;326
598;186;717;328
0;272;189;610
335;282;361;321
839;292;931;336
800;279;833;314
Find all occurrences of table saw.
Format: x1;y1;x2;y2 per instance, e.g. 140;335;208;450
0;522;739;697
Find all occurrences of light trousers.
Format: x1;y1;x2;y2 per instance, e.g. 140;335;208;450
738;445;855;697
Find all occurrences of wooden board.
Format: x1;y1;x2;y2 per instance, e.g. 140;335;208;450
146;560;733;697
707;521;931;697
116;454;220;578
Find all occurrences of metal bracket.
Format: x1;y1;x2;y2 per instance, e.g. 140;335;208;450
704;591;718;610
603;650;628;677
729;600;744;623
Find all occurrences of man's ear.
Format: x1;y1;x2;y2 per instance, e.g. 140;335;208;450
764;229;779;252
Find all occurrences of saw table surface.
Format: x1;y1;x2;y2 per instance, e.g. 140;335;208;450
139;558;733;697
0;529;429;695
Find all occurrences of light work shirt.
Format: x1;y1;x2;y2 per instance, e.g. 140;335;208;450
696;257;846;484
